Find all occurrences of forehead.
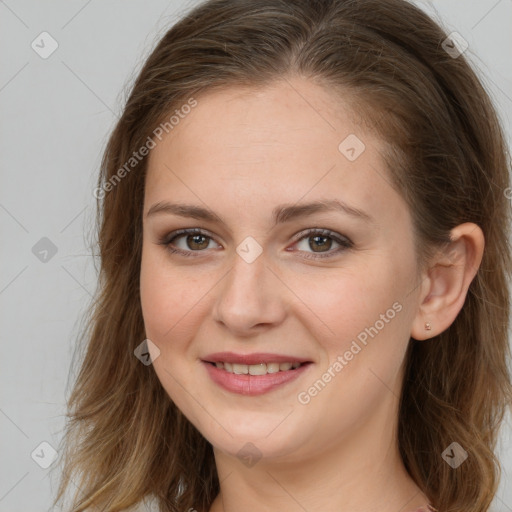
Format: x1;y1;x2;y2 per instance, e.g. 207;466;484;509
148;78;362;171
144;77;406;229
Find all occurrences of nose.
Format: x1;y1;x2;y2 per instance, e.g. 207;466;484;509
212;248;287;336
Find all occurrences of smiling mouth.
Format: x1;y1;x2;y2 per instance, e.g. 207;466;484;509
202;359;313;396
204;361;309;375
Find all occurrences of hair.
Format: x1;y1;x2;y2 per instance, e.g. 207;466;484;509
53;0;512;511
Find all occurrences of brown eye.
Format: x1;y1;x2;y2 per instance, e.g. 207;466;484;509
292;229;353;260
159;228;219;257
183;233;210;250
309;235;333;252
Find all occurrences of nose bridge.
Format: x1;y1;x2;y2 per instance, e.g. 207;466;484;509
213;242;285;332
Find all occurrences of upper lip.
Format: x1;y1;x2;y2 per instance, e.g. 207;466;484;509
202;352;312;365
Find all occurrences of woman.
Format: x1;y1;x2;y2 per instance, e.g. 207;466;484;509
53;0;512;511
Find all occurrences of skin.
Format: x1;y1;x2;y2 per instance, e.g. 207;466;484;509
139;76;484;512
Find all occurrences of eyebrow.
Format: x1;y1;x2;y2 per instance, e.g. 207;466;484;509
146;199;374;227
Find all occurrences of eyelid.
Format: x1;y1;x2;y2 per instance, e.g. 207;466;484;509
159;228;221;253
288;228;353;259
159;227;353;259
290;227;352;245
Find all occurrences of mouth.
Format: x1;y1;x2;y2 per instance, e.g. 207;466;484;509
201;358;314;396
203;360;311;375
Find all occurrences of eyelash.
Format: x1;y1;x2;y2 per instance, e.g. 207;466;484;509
158;228;353;260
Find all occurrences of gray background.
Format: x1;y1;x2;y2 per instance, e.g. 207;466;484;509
0;1;511;510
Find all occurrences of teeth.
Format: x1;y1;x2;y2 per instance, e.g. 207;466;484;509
248;363;267;376
212;361;304;374
232;363;249;375
267;363;280;373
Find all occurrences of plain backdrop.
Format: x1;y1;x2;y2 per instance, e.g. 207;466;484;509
1;1;511;510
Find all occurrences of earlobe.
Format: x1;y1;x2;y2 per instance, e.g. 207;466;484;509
410;222;485;341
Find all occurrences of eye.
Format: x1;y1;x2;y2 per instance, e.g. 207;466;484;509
159;228;219;257
290;228;353;260
158;228;353;259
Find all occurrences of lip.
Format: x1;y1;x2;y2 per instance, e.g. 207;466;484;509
202;360;313;396
202;351;313;365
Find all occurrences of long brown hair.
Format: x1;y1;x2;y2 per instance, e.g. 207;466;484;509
53;0;512;510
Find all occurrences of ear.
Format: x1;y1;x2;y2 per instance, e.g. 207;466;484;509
410;222;485;341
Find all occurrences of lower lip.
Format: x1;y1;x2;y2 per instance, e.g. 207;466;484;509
202;361;312;396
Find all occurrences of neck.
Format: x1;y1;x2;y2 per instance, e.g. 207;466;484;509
208;410;429;512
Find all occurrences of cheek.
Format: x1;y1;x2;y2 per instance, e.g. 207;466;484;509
140;250;171;338
140;247;214;348
294;269;411;414
139;249;209;419
288;262;406;349
140;246;181;339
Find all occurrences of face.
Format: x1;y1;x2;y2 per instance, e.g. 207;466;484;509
140;76;422;464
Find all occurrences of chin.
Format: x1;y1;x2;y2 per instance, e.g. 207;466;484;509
198;416;310;462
